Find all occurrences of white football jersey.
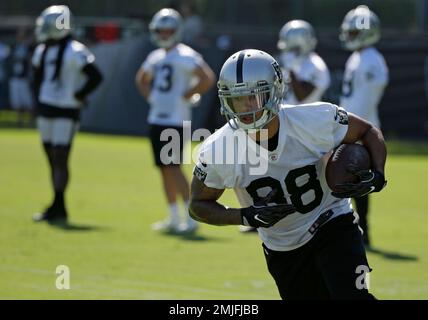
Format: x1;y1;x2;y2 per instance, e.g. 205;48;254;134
279;52;331;105
193;103;353;251
32;40;95;108
141;43;204;126
340;47;388;128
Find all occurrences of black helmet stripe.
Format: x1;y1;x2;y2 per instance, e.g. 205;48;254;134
236;50;246;83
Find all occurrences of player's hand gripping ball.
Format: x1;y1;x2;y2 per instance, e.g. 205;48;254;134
326;144;386;198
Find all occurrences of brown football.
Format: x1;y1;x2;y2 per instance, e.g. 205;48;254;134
326;144;371;192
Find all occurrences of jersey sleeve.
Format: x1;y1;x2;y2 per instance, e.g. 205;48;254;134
299;58;330;90
193;149;227;189
192;132;237;189
141;51;157;74
331;105;349;147
288;103;349;152
181;52;203;73
73;45;95;69
193;160;226;189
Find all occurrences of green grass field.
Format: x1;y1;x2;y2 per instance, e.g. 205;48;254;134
1;128;427;299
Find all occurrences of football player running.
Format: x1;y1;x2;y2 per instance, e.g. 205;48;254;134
136;8;215;234
190;50;387;299
242;21;331;234
340;5;389;246
277;20;330;104
32;5;103;223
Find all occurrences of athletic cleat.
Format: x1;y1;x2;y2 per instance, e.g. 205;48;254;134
33;212;67;222
239;225;258;233
177;221;199;234
151;219;181;233
33;206;68;223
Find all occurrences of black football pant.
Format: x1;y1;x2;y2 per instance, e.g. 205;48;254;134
263;213;376;300
354;195;369;245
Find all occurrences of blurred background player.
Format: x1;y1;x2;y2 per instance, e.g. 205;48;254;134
32;5;103;223
179;1;204;46
0;40;10;111
9;28;35;126
277;20;330;104
135;8;215;234
339;5;389;246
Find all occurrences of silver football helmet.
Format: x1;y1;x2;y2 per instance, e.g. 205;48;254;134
218;50;285;130
277;20;317;56
35;5;73;43
340;5;380;51
149;8;183;48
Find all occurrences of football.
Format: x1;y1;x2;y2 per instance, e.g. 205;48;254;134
326;144;371;192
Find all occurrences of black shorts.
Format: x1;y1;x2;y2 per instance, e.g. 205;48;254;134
263;213;375;300
37;102;80;121
36;104;80;147
149;124;184;167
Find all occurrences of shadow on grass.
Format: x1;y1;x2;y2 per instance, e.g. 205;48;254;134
366;246;418;261
178;233;214;242
47;220;109;232
157;229;226;242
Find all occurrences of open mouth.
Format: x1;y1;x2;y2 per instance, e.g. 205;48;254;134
239;116;253;124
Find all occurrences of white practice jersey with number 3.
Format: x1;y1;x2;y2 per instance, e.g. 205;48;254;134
340;47;388;128
193;103;353;251
141;43;204;126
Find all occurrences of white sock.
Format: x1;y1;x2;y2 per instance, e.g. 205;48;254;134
184;200;197;225
169;203;180;223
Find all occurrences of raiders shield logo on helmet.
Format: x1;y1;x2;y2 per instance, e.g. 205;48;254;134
271;61;283;84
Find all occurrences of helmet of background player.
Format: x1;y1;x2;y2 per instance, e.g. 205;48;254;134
35;5;73;43
277;20;317;57
218;50;285;131
339;5;381;51
149;8;183;49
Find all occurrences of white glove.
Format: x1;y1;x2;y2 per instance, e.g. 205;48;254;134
185;93;201;108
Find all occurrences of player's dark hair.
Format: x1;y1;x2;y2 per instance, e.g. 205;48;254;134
39;35;72;84
52;35;72;81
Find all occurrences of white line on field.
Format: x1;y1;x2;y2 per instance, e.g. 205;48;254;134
0;264;274;299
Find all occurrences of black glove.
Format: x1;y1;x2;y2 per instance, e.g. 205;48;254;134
332;167;387;198
241;190;296;228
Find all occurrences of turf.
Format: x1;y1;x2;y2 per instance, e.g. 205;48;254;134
0;128;427;299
